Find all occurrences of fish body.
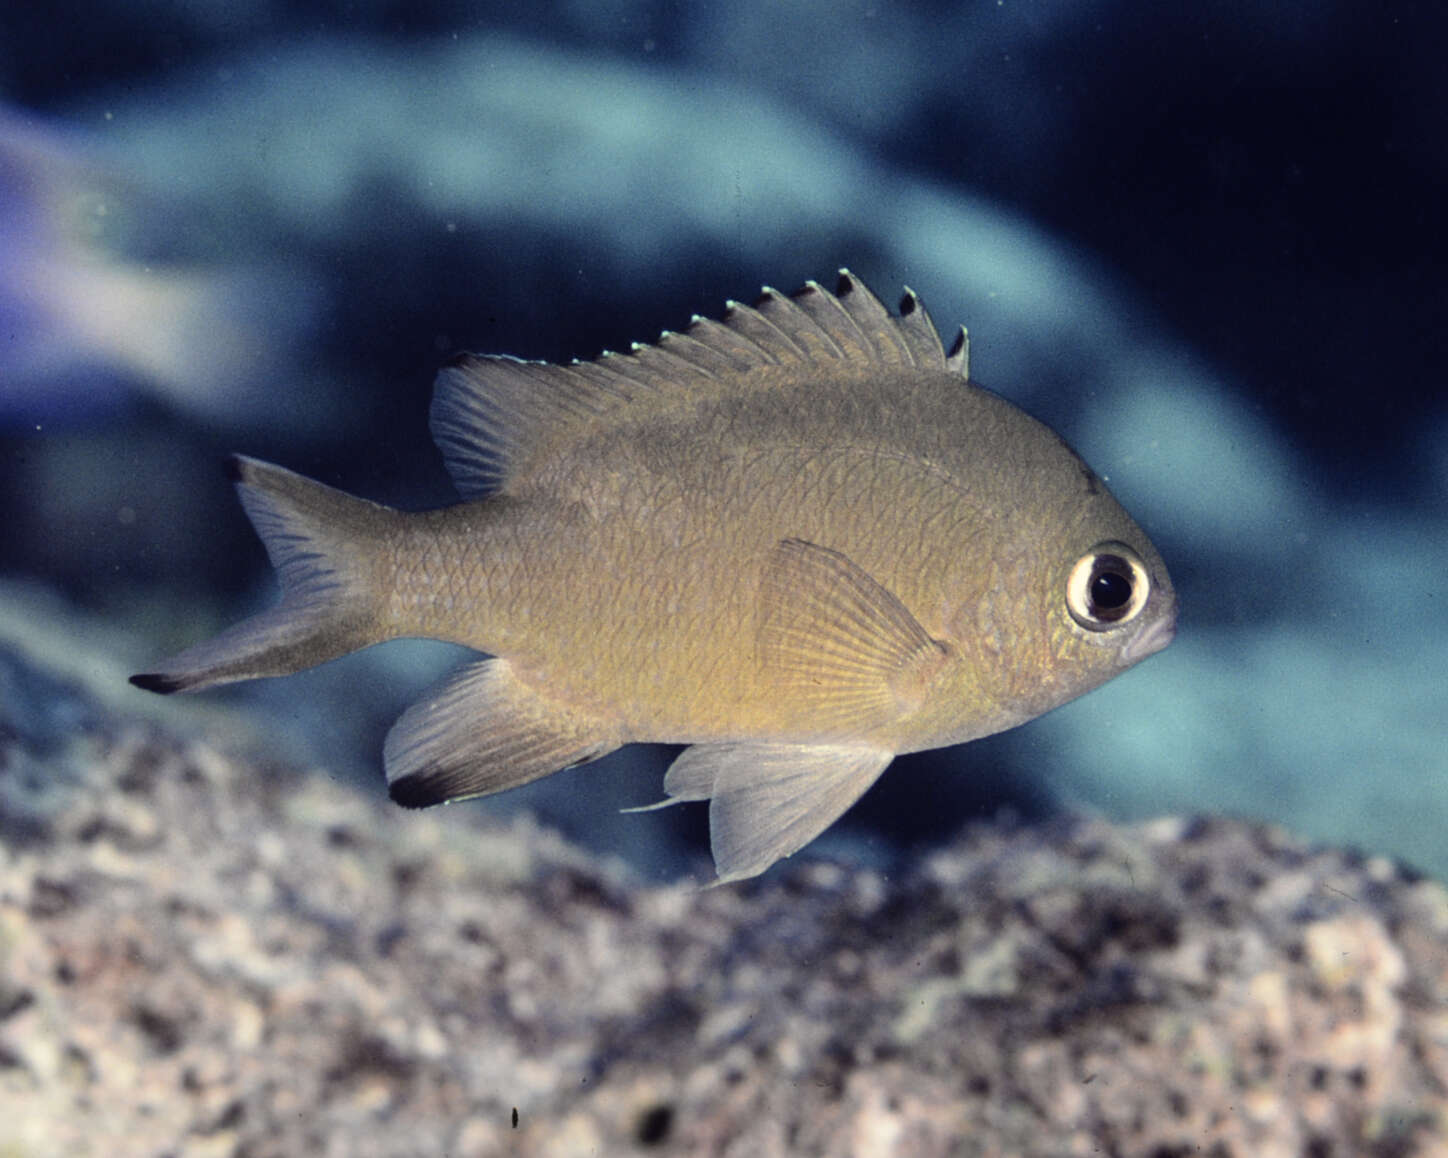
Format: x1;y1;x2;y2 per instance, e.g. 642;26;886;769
133;272;1176;882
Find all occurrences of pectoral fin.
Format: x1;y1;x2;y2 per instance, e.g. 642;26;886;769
639;741;893;884
757;538;950;736
384;658;621;807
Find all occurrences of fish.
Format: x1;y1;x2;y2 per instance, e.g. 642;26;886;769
131;270;1177;883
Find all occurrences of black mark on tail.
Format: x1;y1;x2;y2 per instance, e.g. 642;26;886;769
129;672;185;695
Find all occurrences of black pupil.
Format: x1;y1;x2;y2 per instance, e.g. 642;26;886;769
1089;567;1133;611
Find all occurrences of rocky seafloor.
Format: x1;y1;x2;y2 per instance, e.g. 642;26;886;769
2;645;1446;1158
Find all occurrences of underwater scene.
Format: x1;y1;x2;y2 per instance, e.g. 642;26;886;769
2;2;1445;1154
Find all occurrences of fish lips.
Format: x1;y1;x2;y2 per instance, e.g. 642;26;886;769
1120;608;1177;665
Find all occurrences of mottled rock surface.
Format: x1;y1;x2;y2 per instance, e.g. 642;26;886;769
2;682;1447;1156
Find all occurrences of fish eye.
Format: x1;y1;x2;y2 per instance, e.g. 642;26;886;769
1066;542;1151;631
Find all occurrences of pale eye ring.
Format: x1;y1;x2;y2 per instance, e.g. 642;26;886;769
1066;541;1151;631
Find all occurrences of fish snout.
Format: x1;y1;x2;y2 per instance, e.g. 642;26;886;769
1121;605;1176;664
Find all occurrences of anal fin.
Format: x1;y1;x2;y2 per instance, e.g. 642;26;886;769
384;658;620;808
635;741;893;884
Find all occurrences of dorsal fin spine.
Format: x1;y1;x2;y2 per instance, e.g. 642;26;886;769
745;288;817;362
791;280;862;359
833;268;911;365
686;314;775;370
945;326;970;378
655;329;737;378
719;302;790;365
632;333;723;382
754;286;848;362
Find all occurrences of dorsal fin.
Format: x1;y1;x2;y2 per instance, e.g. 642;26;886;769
430;269;962;498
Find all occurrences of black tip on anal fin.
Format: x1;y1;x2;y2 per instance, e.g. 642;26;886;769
130;672;184;695
835;269;857;295
224;454;246;483
898;289;919;316
388;773;452;810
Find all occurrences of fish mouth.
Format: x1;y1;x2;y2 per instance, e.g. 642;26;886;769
1121;611;1177;664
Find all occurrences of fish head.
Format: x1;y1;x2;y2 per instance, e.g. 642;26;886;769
1051;504;1175;664
1028;494;1176;723
943;420;1176;734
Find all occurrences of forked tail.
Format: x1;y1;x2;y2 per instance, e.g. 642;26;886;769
131;455;391;694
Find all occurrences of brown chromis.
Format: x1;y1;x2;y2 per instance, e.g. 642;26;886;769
132;271;1176;883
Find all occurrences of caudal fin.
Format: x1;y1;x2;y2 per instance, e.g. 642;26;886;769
130;455;391;694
